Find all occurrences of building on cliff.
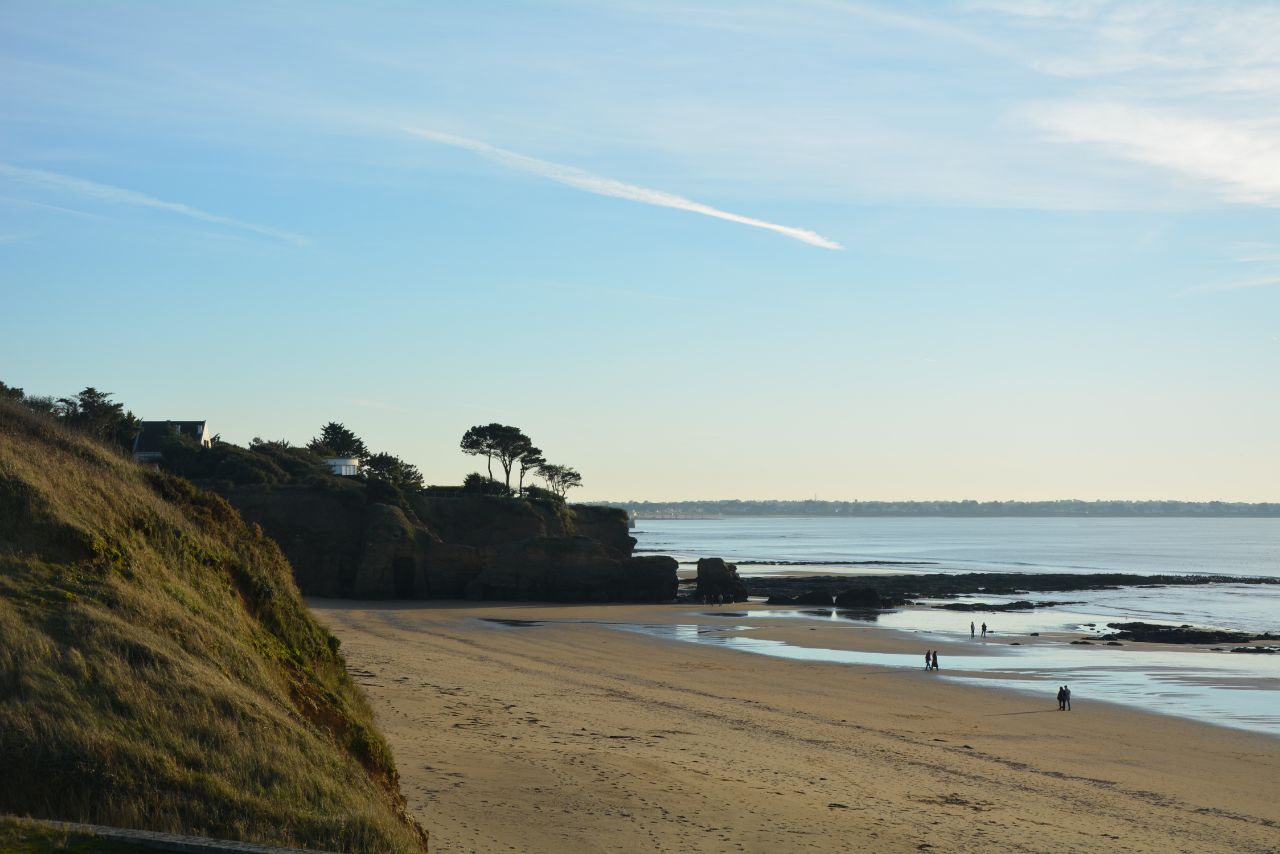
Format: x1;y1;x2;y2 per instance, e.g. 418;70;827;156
322;456;362;476
132;420;211;463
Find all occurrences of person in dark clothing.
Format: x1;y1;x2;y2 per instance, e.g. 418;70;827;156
981;622;988;638
931;650;939;671
924;650;932;671
1063;685;1071;711
1057;686;1066;710
970;621;975;638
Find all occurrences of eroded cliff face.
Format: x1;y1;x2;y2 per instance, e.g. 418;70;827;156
216;485;671;602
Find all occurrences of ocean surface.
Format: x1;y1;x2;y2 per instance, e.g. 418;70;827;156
634;516;1280;578
630;517;1280;735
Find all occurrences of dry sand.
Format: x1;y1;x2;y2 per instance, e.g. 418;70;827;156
311;601;1280;854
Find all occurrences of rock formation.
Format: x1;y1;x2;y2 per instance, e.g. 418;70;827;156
695;557;748;603
214;484;674;602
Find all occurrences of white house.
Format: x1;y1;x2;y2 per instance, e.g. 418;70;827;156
323;457;361;477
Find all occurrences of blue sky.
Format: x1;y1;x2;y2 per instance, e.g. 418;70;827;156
2;1;1277;500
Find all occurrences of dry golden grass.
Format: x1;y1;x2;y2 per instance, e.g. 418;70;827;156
0;402;427;852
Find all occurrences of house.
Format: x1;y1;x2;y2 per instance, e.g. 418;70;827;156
323;457;361;476
132;420;211;463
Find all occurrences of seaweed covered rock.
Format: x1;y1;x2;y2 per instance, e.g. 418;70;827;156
1099;622;1280;645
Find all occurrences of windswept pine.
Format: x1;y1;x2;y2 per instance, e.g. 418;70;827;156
0;400;427;852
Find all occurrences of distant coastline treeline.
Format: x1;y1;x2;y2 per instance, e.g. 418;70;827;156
607;499;1280;519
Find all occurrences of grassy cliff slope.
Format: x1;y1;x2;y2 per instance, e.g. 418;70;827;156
0;402;427;852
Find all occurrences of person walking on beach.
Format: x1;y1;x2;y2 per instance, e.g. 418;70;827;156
924;650;932;671
931;650;940;670
1063;685;1072;711
1057;686;1066;710
970;621;975;638
981;622;988;638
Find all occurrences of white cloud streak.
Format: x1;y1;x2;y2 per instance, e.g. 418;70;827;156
0;162;308;245
404;128;842;250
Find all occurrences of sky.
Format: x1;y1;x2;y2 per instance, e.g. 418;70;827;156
2;1;1277;502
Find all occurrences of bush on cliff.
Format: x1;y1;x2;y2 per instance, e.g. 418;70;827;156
0;400;427;852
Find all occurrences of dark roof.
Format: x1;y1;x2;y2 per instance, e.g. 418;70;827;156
133;421;207;454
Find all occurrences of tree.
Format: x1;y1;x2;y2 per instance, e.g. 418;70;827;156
515;446;544;497
308;422;369;458
0;381;24;402
490;426;533;493
537;462;582;499
362;452;425;493
460;424;497;481
56;387;140;452
460;423;533;492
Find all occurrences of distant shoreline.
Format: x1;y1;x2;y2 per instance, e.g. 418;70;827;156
607;500;1280;519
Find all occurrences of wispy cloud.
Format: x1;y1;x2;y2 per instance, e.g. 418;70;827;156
0;162;308;245
1023;102;1280;207
403;128;842;250
1178;275;1280;297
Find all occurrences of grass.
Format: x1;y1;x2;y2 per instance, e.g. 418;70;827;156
0;817;141;853
0;402;427;852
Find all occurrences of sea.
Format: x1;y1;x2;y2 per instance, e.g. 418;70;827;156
629;517;1280;735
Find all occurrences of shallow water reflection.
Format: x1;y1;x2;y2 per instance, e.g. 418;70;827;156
614;622;1280;737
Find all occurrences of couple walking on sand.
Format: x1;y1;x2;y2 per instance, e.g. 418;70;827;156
1057;685;1072;710
923;650;939;671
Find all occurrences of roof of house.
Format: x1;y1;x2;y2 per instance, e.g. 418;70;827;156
133;420;208;454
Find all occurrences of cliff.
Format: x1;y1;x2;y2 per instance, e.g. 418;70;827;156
0;401;427;852
216;484;673;602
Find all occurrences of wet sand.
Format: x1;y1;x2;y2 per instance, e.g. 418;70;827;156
311;600;1280;854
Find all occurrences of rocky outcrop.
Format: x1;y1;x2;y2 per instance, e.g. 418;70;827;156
747;572;1279;606
1098;622;1280;645
695;558;748;603
213;483;675;602
410;494;568;547
464;537;677;602
569;505;637;557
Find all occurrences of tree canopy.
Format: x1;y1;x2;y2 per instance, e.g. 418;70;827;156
361;452;425;493
308;422;369;459
460;423;534;492
537;463;582;499
459;423;582;498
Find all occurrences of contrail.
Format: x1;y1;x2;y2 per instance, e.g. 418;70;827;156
404;128;842;250
0;162;308;246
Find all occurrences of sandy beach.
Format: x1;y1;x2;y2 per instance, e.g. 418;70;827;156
311;601;1280;854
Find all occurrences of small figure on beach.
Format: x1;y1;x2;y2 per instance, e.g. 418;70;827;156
924;650;932;671
970;621;975;638
1057;686;1066;710
981;622;988;638
1063;685;1071;711
931;650;940;670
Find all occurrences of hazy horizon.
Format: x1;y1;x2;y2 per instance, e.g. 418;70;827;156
4;2;1277;502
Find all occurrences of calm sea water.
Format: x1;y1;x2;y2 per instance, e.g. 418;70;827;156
627;517;1280;734
634;516;1280;578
